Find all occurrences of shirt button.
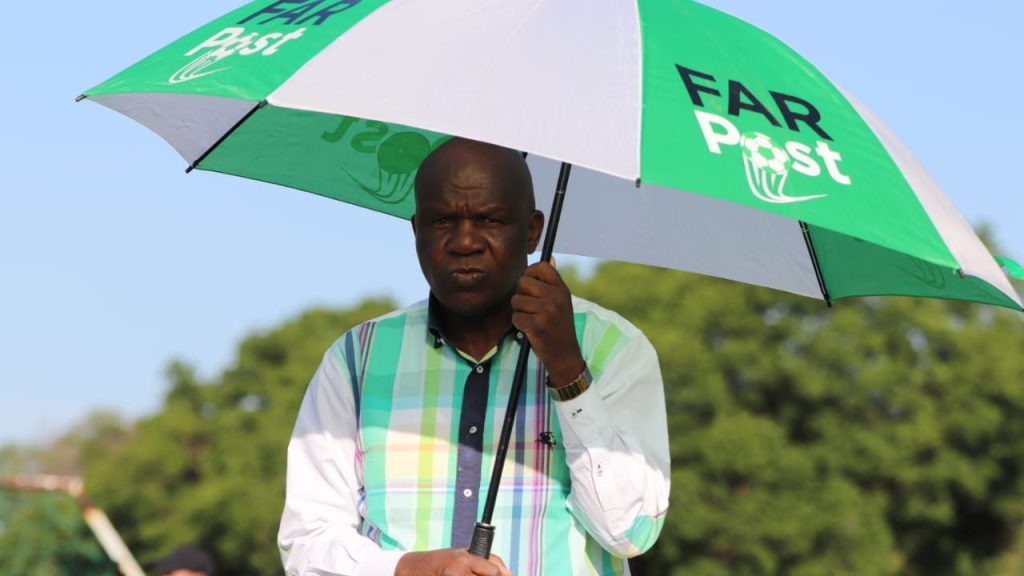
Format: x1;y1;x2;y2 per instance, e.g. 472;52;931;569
463;488;473;498
468;426;479;435
475;365;484;374
516;331;524;340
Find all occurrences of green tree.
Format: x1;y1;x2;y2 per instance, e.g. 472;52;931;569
84;299;396;575
0;412;132;575
570;263;1024;576
0;491;118;576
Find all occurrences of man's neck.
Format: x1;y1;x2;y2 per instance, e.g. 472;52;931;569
437;304;514;361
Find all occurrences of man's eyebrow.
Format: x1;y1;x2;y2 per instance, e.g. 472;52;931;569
415;200;516;214
471;202;515;212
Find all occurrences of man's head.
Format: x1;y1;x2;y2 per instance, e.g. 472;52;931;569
154;544;214;576
413;138;543;320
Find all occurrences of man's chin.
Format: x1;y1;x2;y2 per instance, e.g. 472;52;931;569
435;291;506;319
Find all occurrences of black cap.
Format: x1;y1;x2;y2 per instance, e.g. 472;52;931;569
153;544;215;575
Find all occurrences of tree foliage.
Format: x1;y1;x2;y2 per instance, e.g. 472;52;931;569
571;264;1024;576
0;411;131;575
83;299;396;575
6;266;1023;575
0;491;118;576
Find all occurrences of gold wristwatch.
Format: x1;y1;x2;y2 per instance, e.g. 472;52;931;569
546;365;591;402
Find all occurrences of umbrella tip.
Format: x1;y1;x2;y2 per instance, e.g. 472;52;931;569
75;94;86;103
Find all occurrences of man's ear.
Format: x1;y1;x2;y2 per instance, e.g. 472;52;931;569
527;210;544;253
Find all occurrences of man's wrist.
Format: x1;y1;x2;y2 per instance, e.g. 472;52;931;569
545;363;591;402
544;353;587;387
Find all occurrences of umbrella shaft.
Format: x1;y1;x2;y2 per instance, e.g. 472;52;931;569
478;340;534;529
540;162;573;260
470;162;572;558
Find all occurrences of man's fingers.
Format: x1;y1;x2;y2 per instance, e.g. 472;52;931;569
511;309;542;336
524;261;563;285
489;553;512;576
511;292;559;324
517;268;569;302
397;549;514;576
510;293;542;315
466;554;510;576
515;274;548;298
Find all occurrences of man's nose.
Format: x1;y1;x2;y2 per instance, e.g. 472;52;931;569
450;219;484;254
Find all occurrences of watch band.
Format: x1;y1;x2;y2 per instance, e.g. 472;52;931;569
546;365;591;402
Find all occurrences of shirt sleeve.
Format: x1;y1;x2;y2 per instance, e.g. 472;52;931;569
552;332;671;558
278;339;406;576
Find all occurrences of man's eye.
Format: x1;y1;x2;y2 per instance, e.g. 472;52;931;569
433;217;450;226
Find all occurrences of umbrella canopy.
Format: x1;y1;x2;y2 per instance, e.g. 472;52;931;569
81;0;1022;311
81;0;1024;562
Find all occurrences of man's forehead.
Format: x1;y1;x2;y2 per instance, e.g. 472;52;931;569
441;162;504;188
416;177;523;211
415;138;532;208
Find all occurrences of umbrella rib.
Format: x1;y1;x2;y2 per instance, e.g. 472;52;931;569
186;100;267;174
800;221;832;307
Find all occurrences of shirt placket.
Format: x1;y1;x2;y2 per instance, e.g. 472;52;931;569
450;357;491;547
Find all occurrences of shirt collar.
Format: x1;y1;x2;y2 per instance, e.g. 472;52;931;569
426;293;446;349
426;293;524;351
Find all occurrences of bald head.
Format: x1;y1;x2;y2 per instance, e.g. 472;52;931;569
415;138;535;214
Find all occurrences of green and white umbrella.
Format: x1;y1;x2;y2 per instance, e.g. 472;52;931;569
82;0;1024;558
81;0;1022;311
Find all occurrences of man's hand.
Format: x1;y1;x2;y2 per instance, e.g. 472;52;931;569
395;548;512;576
511;260;586;386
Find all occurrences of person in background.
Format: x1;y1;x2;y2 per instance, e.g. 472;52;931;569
153;544;215;576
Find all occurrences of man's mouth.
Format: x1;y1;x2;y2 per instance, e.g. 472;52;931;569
450;267;486;286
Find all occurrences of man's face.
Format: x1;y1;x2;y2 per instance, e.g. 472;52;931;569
413;141;542;319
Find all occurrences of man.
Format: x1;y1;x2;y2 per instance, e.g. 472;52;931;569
279;138;670;575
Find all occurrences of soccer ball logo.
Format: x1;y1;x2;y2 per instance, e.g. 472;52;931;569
740;132;825;204
743;132;790;174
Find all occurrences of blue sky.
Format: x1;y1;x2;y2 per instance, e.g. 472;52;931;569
2;1;1022;444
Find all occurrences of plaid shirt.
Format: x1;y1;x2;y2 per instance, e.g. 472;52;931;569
280;296;669;576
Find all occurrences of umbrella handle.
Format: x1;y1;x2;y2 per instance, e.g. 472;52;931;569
469;162;573;558
468;522;496;559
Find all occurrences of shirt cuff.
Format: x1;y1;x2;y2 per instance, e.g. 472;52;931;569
355;548;406;576
551;386;616;449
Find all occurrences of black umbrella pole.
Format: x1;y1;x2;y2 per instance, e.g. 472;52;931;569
469;162;573;558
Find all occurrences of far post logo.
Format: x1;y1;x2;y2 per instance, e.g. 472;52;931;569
676;65;852;204
321;116;446;207
169;0;362;84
